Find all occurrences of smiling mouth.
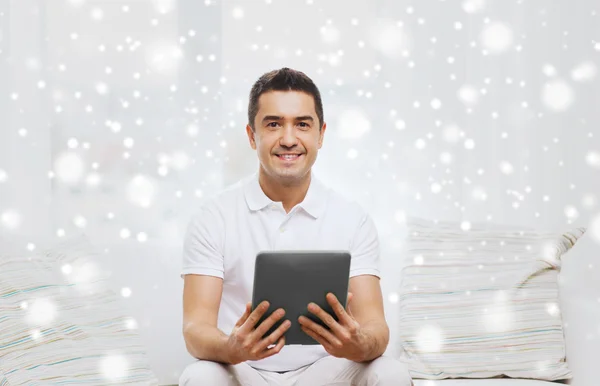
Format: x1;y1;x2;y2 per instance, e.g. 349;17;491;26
275;154;303;161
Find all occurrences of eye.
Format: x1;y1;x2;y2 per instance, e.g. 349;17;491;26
267;122;279;127
298;122;310;128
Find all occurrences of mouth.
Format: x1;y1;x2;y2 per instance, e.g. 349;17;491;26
275;153;303;162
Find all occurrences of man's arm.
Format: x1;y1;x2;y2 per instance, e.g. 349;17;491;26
349;274;390;362
182;274;233;364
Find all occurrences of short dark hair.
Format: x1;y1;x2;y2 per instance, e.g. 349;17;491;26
247;67;324;132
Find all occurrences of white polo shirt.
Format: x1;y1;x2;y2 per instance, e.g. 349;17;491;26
181;171;381;372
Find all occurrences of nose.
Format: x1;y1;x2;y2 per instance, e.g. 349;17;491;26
279;125;298;147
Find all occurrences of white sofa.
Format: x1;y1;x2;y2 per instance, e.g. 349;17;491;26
99;230;599;386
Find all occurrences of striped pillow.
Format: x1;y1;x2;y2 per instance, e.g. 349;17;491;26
0;235;159;385
396;217;585;381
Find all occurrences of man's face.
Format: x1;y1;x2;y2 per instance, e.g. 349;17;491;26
246;90;326;183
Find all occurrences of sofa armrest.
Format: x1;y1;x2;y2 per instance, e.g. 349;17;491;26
559;233;600;386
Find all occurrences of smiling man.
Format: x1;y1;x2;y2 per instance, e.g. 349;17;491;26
179;68;413;386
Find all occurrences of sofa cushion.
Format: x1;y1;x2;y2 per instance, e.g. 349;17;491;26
396;217;583;381
0;234;159;385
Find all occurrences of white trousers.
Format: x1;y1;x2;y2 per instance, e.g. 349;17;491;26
179;354;414;386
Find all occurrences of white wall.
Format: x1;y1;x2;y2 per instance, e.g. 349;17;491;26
1;0;599;384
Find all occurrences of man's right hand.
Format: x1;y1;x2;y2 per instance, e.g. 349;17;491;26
225;300;291;365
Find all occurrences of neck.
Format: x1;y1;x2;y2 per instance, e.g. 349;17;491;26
258;168;311;213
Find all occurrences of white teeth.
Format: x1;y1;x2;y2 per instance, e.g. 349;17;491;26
280;154;299;159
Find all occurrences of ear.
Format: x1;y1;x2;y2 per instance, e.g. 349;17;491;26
318;122;326;149
246;124;257;150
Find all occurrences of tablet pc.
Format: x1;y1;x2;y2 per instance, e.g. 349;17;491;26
251;250;351;345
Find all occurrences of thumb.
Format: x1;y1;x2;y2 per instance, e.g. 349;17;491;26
235;302;252;327
346;292;354;314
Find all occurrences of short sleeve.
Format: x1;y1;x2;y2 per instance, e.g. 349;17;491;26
348;213;381;278
181;203;225;279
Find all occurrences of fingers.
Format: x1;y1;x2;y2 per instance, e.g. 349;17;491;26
251;307;287;342
233;301;291;362
258;335;286;360
304;315;342;347
326;293;351;325
300;324;334;352
255;318;291;353
240;300;269;333
307;301;344;337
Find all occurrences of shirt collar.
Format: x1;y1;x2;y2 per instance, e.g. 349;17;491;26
244;171;327;218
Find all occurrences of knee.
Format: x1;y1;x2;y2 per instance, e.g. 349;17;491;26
370;356;413;386
179;360;237;386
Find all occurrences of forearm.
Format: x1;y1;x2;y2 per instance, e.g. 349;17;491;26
358;320;390;362
183;322;233;364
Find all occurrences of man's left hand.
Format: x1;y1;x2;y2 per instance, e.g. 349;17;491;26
298;292;370;362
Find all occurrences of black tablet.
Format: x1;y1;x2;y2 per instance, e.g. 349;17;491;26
251;250;351;345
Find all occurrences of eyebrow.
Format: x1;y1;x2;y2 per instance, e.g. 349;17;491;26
261;115;314;123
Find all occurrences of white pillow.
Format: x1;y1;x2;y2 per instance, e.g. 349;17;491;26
396;217;585;381
0;234;159;385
